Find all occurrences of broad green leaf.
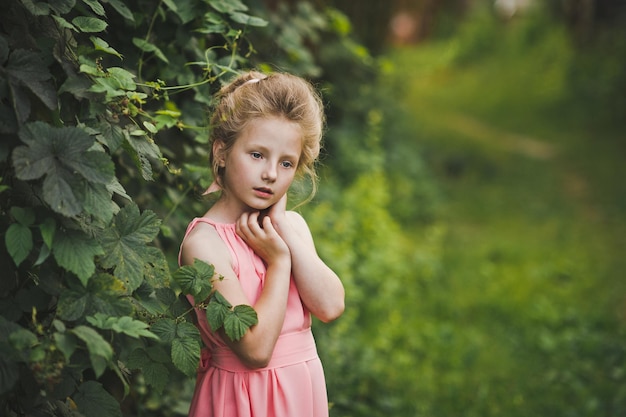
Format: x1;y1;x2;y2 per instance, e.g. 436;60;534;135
39;217;56;248
5;49;52;83
122;132;162;180
127;348;150;369
171;332;201;377
87;314;159;339
83;181;115;223
150;318;177;344
223;304;258;341
8;329;38;350
57;289;88;321
52;15;76;31
71;326;113;377
74;381;122;417
90;37;123;59
173;259;215;301
126;348;169;393
106;67;136;90
49;0;76;14
19;0;51;15
57;274;132;320
163;0;197;24
132;38;169;64
141;361;169;394
208;0;248;14
229;12;268;27
10;207;34;226
99;204;161;292
52;228;103;285
71;326;113;360
107;0;134;21
53;332;77;361
13;122;115;217
72;16;108;33
5;223;32;266
206;291;231;332
0;357;20;394
81;0;105;16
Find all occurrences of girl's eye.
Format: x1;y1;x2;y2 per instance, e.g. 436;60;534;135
281;161;294;169
251;152;262;159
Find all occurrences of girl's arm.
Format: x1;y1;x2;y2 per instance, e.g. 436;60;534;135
180;213;291;369
270;201;345;323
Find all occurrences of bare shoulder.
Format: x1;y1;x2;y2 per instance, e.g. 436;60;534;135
285;210;316;244
285;210;310;231
180;222;231;267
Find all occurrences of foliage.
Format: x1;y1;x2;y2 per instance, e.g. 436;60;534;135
0;0;271;415
0;0;401;415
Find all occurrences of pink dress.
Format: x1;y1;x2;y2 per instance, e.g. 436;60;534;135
179;217;329;417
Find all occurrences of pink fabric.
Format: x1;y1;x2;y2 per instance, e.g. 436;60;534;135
179;217;329;417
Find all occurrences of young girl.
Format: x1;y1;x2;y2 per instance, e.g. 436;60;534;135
179;70;345;417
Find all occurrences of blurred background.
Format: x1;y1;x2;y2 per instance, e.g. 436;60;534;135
288;0;626;416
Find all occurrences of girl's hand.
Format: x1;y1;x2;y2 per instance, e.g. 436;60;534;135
236;210;290;265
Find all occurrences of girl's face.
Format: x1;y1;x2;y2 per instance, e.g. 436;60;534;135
216;116;302;215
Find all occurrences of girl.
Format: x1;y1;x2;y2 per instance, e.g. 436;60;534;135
179;70;345;417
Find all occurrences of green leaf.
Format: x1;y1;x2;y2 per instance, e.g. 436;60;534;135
74;381;122;417
72;16;108;33
90;37;123;59
39;217;56;248
57;289;88;321
19;0;51;15
87;314;159;339
83;181;116;223
8;328;38;350
127;348;169;394
163;0;197;24
223;304;258;341
122;132;162;181
53;228;103;285
107;0;134;21
11;206;35;226
5;49;52;83
71;326;113;377
150;318;177;344
5;223;32;266
13;122;115;217
132;38;169;64
52;15;76;31
229;12;268;27
142;361;169;394
208;0;248;14
173;259;215;302
57;274;132;320
53;332;77;361
81;0;105;16
99;204;161;292
171;325;201;377
49;0;76;14
206;291;231;332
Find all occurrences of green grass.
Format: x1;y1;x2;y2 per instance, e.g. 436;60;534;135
383;19;626;416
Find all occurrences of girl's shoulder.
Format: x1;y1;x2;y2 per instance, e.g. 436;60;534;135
180;218;232;266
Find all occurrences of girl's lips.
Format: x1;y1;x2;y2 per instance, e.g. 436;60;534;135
254;187;273;198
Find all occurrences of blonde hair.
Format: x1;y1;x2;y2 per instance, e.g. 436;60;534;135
209;70;325;201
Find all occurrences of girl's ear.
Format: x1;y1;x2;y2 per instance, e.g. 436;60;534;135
213;140;226;167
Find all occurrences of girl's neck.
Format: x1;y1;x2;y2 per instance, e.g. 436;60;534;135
204;195;252;224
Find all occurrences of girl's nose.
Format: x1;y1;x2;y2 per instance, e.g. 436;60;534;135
262;163;277;181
